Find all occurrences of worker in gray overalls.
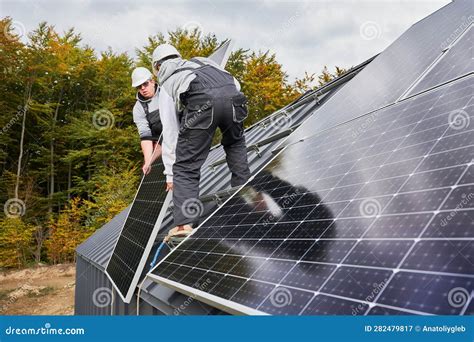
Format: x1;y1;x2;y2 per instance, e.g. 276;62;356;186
152;44;251;236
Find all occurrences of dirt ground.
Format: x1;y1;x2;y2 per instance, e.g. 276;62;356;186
0;263;75;315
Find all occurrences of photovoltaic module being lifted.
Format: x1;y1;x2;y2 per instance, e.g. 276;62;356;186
106;157;172;303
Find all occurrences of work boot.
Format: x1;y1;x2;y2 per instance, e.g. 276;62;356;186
164;224;193;243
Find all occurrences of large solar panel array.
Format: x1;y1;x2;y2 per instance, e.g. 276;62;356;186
148;73;473;315
106;157;172;302
283;0;471;145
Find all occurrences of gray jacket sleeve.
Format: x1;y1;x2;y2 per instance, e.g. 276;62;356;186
132;102;152;139
158;89;179;182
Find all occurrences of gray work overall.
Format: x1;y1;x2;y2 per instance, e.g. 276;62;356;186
173;61;251;226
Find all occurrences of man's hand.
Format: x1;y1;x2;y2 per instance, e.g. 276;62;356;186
142;163;152;175
166;182;173;191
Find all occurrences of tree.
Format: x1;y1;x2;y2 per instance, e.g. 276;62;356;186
135;28;219;69
44;197;90;264
0;19;347;268
0;218;36;268
239;51;299;126
317;65;347;87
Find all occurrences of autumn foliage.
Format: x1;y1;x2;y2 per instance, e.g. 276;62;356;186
0;17;346;268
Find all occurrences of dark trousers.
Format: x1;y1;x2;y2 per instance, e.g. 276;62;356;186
173;91;251;226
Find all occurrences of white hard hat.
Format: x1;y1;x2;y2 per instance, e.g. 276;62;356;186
131;67;152;87
152;44;181;73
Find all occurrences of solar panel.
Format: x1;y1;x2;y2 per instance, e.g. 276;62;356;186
408;25;473;97
283;0;472;145
106;156;172;302
148;74;473;315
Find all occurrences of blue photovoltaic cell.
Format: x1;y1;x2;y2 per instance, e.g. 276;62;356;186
209;275;247;300
343;240;413;268
149;74;473;315
377;272;473;315
401;240;474;274
442;184;474;210
460;165;474;184
230;280;276;308
320;218;374;239
363;214;433;238
280;262;336;292
320;266;392;301
409;26;473;96
106;159;169;302
302;295;369;315
422;210;474;238
251;259;296;283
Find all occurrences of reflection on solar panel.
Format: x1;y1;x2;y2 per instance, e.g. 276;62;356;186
409;25;473;97
106;157;171;302
283;0;471;145
149;75;473;315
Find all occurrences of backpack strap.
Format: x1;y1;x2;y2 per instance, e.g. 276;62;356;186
160;58;207;84
140;101;149;116
189;58;206;67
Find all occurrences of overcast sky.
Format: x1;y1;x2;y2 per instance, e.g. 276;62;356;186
2;0;450;81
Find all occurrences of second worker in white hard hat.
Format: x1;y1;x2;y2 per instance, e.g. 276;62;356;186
131;66;177;175
151;43;251;238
